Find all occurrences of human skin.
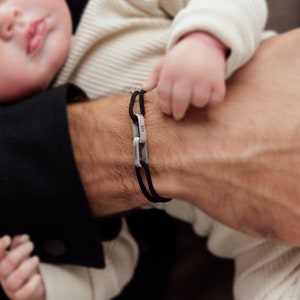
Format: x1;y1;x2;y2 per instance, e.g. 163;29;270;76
68;28;300;247
143;31;227;120
0;0;71;101
0;235;44;300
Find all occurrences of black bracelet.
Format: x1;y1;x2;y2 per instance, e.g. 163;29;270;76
129;90;171;203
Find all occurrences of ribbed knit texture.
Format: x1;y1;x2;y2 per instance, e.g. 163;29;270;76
55;0;267;99
235;241;300;299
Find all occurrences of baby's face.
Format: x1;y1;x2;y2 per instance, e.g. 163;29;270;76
0;0;72;101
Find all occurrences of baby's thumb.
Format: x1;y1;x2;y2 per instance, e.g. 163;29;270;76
142;57;164;91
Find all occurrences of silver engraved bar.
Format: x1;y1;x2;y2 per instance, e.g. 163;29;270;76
132;114;148;167
133;137;142;167
141;140;148;164
135;114;146;143
131;114;146;143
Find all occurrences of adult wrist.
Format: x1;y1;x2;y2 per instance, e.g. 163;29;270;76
129;90;172;203
67;94;150;217
66;89;213;215
67;90;196;215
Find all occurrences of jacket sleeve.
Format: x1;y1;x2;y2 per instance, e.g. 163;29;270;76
160;0;268;77
40;220;138;300
0;84;104;268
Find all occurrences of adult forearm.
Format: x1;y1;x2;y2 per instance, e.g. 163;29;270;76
68;29;300;246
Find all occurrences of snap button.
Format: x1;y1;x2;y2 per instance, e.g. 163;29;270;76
44;239;66;257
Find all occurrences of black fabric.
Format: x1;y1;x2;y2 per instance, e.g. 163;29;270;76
115;212;234;300
165;223;234;300
66;0;88;32
0;84;104;267
115;209;179;300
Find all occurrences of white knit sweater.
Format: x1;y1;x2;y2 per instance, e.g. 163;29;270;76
55;0;267;99
45;0;297;299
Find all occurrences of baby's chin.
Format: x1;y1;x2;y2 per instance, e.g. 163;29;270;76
0;87;44;103
0;93;24;103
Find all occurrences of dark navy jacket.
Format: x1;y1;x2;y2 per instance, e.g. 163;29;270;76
0;0;110;268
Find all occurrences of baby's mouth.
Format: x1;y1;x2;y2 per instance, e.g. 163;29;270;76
26;19;46;55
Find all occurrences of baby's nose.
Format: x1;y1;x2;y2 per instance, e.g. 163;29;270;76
0;7;21;40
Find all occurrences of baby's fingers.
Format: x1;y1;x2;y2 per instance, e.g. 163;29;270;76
13;274;44;300
4;256;39;292
191;80;226;108
171;81;192;120
0;236;11;259
0;241;34;278
210;82;226;106
191;84;211;108
142;57;164;91
11;235;30;250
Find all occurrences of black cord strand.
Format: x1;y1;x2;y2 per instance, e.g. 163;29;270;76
130;90;171;203
129;90;140;121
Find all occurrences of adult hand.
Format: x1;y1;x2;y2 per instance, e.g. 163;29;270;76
167;28;300;245
68;28;300;246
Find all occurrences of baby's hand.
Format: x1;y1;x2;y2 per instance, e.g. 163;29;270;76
143;32;227;120
0;235;45;300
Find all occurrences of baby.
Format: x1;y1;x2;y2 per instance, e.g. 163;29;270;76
1;0;291;300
